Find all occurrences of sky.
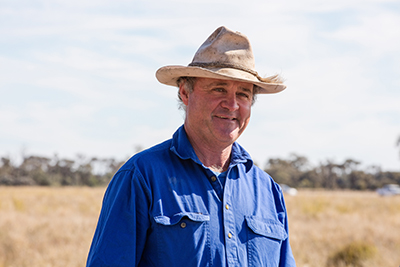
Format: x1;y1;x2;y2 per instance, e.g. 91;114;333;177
1;0;400;171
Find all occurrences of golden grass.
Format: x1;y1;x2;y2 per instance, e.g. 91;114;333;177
285;190;400;267
0;187;399;267
0;186;105;267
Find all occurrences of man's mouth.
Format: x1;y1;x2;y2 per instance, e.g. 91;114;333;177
215;115;236;121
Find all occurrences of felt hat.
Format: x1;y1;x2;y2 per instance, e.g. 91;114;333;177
156;26;286;94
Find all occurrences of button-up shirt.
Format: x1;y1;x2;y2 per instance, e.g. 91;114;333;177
87;125;296;267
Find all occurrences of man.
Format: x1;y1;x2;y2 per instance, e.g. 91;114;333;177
87;26;296;267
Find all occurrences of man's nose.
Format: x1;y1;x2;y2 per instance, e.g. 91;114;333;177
221;94;239;111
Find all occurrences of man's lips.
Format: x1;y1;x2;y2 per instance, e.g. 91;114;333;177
215;115;237;121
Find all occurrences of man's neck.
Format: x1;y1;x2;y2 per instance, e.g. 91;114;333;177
184;126;232;173
193;144;231;173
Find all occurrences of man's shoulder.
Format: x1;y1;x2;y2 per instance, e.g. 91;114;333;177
119;138;173;172
248;163;272;178
137;139;173;158
248;164;283;191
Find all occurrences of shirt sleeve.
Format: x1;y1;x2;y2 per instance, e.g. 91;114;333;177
278;188;297;267
86;168;151;267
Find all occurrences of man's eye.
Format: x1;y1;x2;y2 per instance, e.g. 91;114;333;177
238;93;250;98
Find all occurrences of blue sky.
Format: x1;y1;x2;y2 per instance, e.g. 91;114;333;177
1;0;400;171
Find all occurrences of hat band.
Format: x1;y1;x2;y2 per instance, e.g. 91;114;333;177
188;62;261;80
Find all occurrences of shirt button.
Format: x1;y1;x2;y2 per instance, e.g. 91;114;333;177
180;222;186;228
228;233;232;239
225;204;229;210
211;176;217;182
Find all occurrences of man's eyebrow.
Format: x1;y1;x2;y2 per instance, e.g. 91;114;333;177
205;82;253;93
204;82;229;88
239;86;253;94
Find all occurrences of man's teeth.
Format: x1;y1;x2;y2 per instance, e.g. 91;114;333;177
217;116;235;120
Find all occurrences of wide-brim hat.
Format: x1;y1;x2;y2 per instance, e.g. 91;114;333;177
156;26;286;94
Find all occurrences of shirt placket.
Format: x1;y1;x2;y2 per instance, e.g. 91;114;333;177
223;168;239;266
204;165;240;266
207;172;224;200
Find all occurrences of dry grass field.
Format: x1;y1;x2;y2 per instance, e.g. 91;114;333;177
0;187;399;267
285;190;400;267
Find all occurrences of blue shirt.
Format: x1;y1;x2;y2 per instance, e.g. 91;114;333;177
87;125;296;267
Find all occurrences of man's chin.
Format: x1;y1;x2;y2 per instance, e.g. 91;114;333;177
214;130;241;144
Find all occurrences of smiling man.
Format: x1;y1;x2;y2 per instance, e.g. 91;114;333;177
181;78;253;173
87;26;296;267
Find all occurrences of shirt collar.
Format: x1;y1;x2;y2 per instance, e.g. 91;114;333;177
230;142;254;172
170;125;254;172
170;125;202;165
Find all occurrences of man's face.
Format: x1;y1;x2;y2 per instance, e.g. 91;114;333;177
180;77;254;148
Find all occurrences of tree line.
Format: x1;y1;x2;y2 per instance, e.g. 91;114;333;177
265;154;400;190
0;154;124;187
0;153;399;189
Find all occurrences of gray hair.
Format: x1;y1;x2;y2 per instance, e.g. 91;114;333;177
176;77;259;111
176;77;197;111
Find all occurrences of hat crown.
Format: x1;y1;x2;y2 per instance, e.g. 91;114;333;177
191;26;256;71
155;26;286;94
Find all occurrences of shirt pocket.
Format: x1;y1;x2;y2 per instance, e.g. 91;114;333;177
245;216;288;267
153;212;211;267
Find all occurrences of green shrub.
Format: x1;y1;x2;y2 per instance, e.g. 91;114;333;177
327;241;377;267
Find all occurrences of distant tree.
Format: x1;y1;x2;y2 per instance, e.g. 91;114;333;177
264;158;293;185
19;155;51;185
0;156;14;185
337;159;361;188
315;160;341;189
342;159;361;174
264;154;310;187
348;171;375;190
298;169;322;188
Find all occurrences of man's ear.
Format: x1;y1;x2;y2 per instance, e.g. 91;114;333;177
179;83;190;106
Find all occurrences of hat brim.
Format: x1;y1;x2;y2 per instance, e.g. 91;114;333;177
156;65;286;94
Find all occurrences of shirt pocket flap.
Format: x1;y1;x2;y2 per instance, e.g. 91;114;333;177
245;216;288;241
154;212;210;226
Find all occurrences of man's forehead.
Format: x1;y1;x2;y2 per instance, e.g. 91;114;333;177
197;77;254;91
